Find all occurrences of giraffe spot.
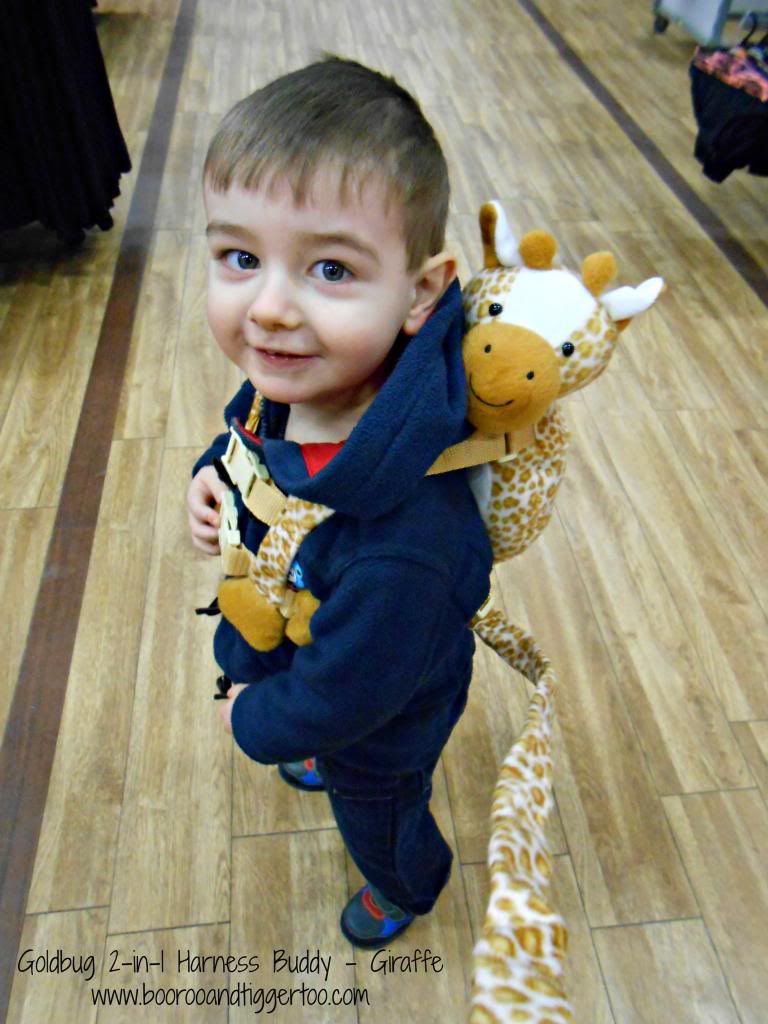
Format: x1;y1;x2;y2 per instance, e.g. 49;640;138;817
494;986;530;1005
489;934;516;957
527;895;551;915
515;927;544;957
526;976;565;998
552;923;568;951
535;852;552;878
468;1006;497;1024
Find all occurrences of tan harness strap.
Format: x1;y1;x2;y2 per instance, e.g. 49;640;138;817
220;428;288;526
223;391;536;527
427;426;536;475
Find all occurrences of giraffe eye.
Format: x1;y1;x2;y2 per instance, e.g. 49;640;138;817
489;303;503;317
562;341;575;357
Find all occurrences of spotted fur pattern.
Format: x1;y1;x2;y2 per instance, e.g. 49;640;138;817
247;496;332;608
469;609;572;1024
484;409;568;564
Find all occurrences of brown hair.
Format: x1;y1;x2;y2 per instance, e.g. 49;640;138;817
204;56;450;271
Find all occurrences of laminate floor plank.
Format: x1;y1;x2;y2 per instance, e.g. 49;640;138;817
736;428;768;484
731;722;768;804
232;756;337;838
6;908;108;1024
114;230;190;441
27;439;163;914
95;924;229;1024
594;919;741;1024
0;509;56;741
584;373;768;722
154;112;212;231
0;272;56;438
560;403;751;794
108;449;229;934
660;409;768;619
108;13;177;138
498;516;698;926
231;831;355;1024
0;264;112;510
664;790;768;1024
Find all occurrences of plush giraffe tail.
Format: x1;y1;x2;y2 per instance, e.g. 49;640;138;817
469;608;574;1024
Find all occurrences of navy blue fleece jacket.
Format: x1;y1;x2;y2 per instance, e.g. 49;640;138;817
194;279;493;777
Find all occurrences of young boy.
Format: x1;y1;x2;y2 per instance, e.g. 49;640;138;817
188;56;493;948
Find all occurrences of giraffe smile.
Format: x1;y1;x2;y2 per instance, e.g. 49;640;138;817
469;376;518;408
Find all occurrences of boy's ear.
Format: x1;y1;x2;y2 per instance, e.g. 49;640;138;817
402;252;457;336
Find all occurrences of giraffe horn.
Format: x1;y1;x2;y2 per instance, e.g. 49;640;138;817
601;276;665;321
581;251;617;297
479;200;521;269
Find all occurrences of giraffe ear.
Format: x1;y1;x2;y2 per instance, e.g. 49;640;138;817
479;200;521;269
601;276;665;320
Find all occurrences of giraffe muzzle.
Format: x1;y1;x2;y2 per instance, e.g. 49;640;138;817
463;322;562;433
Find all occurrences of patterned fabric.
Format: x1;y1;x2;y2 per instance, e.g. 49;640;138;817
469;611;571;1023
692;45;768;102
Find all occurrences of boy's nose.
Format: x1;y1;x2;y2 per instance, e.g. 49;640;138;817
246;275;302;332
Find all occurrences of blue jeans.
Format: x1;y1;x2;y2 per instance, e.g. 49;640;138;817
316;756;453;916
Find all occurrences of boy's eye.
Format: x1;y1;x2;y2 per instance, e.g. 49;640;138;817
224;250;259;271
313;260;351;283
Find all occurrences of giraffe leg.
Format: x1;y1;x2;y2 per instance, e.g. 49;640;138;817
217;577;286;651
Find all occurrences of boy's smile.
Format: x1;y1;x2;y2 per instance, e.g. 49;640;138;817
204;172;452;441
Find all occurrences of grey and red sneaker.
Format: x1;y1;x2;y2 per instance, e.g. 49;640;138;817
340;884;415;948
278;757;325;791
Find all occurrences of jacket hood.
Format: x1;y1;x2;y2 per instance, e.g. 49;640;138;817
258;278;469;519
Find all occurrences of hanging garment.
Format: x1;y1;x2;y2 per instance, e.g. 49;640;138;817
690;42;768;181
0;0;131;243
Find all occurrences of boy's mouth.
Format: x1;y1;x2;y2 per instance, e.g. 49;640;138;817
256;348;314;366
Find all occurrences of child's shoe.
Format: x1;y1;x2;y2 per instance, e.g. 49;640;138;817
278;757;325;791
340;884;415;948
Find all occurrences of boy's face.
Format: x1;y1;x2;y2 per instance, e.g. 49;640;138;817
204;170;442;418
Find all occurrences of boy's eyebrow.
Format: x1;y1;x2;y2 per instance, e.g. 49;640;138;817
298;232;379;263
205;221;254;240
205;222;379;263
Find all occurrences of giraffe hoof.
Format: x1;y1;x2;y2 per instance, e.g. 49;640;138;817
218;578;286;651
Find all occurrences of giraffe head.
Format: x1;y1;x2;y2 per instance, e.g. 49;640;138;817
462;201;664;433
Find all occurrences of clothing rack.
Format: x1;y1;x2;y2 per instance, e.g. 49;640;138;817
653;1;768;44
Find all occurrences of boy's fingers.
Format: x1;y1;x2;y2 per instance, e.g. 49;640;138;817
192;537;220;555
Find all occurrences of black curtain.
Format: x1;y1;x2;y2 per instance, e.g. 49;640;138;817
0;0;131;243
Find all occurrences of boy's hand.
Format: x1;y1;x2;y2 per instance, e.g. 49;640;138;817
219;683;248;733
188;465;228;554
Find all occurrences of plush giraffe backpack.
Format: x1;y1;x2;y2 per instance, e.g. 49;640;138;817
212;201;664;1024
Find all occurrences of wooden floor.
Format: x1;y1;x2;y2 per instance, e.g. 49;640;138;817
2;0;767;1021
